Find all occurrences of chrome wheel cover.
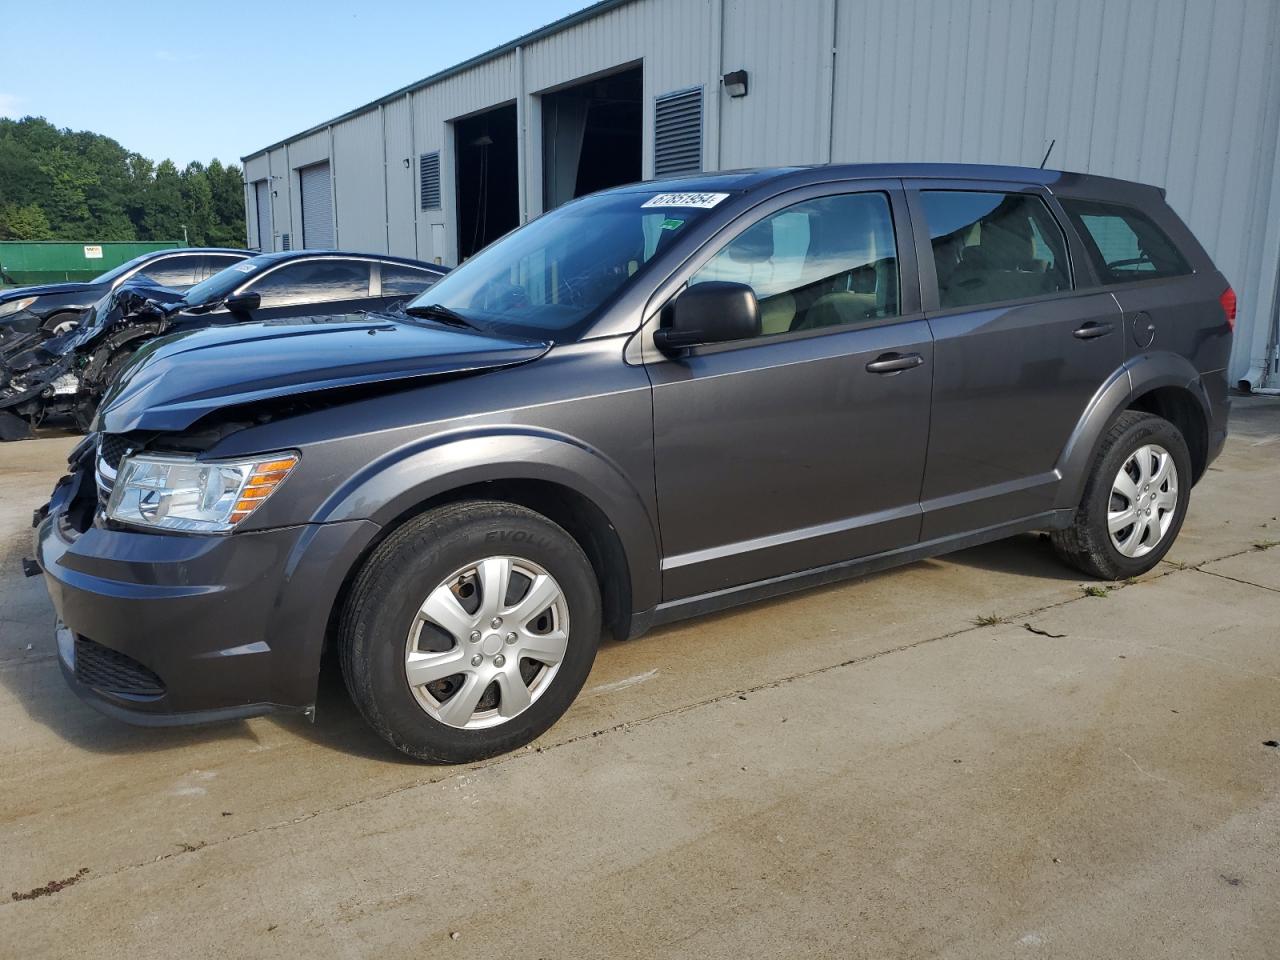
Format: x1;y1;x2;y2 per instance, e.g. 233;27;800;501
404;556;569;730
1108;443;1178;559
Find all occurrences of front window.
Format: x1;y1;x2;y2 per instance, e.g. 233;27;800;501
688;192;900;337
248;259;371;307
406;191;725;341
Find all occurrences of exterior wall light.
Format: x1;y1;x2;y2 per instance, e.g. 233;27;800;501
723;70;749;98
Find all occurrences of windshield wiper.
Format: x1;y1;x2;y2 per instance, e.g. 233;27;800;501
404;303;478;330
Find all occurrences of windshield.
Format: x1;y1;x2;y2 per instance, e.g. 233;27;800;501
406;190;726;341
181;256;269;307
91;252;162;285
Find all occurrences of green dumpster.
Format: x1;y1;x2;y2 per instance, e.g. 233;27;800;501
0;241;186;287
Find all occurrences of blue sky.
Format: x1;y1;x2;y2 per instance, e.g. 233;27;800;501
0;0;594;168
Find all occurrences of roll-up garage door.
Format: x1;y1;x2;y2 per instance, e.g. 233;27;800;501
299;162;334;249
254;180;272;251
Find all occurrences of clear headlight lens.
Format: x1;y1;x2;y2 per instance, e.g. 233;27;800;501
106;452;299;533
0;296;38;317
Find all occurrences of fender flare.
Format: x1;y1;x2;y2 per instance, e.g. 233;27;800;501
313;425;664;614
1053;352;1211;510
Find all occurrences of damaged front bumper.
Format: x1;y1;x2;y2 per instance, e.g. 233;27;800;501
33;449;381;725
0;353;78;408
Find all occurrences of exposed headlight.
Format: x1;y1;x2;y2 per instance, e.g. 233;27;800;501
106;452;299;533
0;296;38;318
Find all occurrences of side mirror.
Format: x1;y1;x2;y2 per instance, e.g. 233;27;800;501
224;291;261;314
653;281;760;354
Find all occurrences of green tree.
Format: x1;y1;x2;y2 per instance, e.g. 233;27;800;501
0;115;246;246
205;159;247;246
0;202;54;240
179;162;215;246
141;159;186;241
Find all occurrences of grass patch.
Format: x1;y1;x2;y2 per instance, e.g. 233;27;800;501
1082;585;1110;598
972;613;1006;627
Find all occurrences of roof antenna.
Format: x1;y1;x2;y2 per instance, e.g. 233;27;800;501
1039;138;1057;170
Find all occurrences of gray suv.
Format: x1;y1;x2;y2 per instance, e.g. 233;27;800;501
33;164;1234;762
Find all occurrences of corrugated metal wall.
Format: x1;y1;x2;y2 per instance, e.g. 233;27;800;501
717;0;834;168
330;110;385;251
824;0;1280;384
383;96;418;257
243;0;1280;381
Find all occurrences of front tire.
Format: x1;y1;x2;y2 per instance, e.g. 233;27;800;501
1052;411;1192;579
41;312;81;336
339;501;601;763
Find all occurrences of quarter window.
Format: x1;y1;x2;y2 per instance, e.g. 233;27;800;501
1059;198;1191;284
690;192;899;337
247;260;371;307
920;191;1070;309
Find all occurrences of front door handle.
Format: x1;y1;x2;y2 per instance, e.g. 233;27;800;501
865;352;925;374
1072;321;1114;340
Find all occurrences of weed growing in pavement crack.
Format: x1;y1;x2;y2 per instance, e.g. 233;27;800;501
11;867;89;901
973;613;1006;626
1082;585;1109;598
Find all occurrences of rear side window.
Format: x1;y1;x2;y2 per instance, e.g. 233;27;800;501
203;254;246;279
1059;198;1192;284
920;191;1070;310
136;255;204;289
381;263;441;297
690;191;899;337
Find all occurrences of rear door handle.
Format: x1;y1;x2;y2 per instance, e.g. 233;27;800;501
1072;321;1114;340
865;352;925;374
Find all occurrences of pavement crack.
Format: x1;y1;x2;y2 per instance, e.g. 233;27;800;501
1;540;1268;903
1192;566;1280;595
1117;748;1179;788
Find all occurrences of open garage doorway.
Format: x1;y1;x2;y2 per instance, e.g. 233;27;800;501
542;64;642;212
455;103;519;260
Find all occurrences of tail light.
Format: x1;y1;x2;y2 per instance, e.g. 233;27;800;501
1219;286;1237;331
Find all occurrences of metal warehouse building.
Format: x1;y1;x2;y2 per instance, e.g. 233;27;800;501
242;0;1280;386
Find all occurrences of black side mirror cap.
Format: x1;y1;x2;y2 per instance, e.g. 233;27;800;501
224;291;261;314
654;281;760;355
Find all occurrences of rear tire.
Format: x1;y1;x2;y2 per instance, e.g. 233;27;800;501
339;501;601;763
1051;411;1191;579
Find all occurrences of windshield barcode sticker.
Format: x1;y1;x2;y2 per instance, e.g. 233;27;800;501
642;192;729;209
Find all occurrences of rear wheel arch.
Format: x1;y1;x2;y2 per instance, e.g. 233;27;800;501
1125;385;1208;483
1054;355;1211;509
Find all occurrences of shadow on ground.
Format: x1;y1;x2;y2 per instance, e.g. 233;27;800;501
0;489;1083;762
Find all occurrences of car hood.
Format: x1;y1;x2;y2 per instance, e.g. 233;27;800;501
0;281;98;301
96;313;552;434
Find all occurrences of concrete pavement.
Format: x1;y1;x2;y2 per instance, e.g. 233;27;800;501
1;398;1277;958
